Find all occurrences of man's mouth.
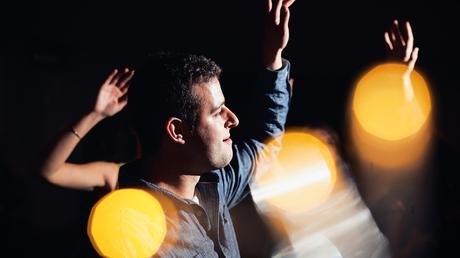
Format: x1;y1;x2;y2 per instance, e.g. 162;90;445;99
223;136;232;143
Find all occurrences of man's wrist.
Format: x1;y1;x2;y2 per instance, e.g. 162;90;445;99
264;51;283;71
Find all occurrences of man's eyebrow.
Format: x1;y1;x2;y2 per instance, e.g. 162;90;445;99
211;101;225;113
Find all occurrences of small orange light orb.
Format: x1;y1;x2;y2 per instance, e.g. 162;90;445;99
253;130;338;213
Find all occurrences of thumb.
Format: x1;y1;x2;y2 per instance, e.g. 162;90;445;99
408;47;419;71
281;6;290;30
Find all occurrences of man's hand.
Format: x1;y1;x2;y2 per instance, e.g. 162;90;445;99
384;20;419;72
263;0;295;70
94;68;134;118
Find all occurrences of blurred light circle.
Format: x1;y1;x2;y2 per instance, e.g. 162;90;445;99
253;130;338;213
352;63;431;141
88;188;167;258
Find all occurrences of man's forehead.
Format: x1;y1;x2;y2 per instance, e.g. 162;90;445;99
193;78;225;106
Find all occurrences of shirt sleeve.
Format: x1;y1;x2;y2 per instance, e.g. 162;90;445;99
215;59;291;209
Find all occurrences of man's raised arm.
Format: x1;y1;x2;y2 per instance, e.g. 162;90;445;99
218;0;295;208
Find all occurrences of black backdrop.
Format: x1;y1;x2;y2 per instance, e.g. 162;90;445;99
1;1;459;257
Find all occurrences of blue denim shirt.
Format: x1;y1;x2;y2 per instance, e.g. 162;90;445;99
119;60;291;257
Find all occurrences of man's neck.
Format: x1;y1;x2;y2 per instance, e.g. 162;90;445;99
155;175;201;200
141;154;202;200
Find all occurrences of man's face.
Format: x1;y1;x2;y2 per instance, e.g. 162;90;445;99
189;77;239;170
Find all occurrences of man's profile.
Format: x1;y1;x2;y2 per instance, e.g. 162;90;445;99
39;0;294;256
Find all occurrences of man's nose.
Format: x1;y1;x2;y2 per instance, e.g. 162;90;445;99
225;107;239;129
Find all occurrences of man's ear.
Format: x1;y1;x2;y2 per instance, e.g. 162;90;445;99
165;117;186;144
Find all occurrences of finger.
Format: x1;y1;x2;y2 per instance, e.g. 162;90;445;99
390;31;399;52
104;69;118;85
404;21;414;62
272;0;283;25
392;20;406;46
119;93;128;107
281;6;290;33
112;68;131;86
408;47;419;71
110;69;125;85
118;70;135;88
119;99;128;109
384;32;394;50
283;0;295;8
390;31;397;42
120;82;130;95
404;21;414;45
267;0;272;12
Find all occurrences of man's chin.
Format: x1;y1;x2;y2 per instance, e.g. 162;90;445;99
211;152;233;169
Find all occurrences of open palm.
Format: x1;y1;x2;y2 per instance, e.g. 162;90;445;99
94;68;134;117
263;0;295;69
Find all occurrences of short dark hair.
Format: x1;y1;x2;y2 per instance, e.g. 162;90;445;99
128;52;222;155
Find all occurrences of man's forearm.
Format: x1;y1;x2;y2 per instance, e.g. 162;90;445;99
255;59;291;140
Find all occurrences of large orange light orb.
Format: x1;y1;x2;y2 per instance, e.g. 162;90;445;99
352;63;431;141
88;189;167;258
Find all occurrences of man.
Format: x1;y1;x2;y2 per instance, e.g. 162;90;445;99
40;0;294;256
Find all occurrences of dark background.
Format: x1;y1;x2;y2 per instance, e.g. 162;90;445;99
1;0;459;257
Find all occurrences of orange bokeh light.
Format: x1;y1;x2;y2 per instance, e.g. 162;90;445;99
349;63;433;170
253;129;338;213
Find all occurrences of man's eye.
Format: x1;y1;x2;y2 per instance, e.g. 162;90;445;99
213;108;223;116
